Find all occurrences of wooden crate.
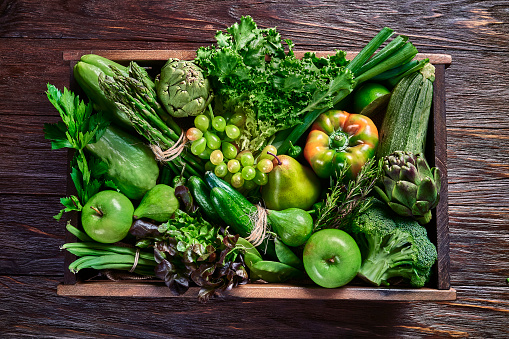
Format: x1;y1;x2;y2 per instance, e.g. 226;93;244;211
57;50;455;301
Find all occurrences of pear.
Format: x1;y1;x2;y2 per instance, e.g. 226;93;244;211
268;208;314;247
261;154;321;211
134;184;179;222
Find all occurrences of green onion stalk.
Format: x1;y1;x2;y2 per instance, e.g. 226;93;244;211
277;28;419;154
99;63;204;178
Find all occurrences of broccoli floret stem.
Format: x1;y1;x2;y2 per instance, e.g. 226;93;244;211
357;231;416;286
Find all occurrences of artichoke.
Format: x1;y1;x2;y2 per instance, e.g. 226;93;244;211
374;151;441;224
156;58;212;118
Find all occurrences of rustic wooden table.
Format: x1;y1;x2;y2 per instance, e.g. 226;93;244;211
1;1;508;337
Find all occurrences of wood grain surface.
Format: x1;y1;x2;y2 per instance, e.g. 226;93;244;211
1;1;508;337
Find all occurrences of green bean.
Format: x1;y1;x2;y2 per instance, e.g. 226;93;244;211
66;223;93;242
74;254;155;272
62;242;154;261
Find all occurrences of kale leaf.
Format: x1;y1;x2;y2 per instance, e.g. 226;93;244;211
195;16;351;151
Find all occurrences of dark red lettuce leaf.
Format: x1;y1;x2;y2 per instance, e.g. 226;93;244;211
129;219;161;238
174;185;198;214
191;233;249;302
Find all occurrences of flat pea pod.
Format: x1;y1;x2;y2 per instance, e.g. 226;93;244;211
237;237;262;259
274;238;304;270
248;260;304;283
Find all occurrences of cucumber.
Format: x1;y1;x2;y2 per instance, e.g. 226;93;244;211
210;187;256;238
204;171;254;211
210;187;278;260
187;176;222;222
376;63;435;158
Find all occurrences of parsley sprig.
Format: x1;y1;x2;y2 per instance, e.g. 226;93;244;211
43;84;110;220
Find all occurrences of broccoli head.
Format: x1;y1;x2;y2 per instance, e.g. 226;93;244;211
346;199;437;287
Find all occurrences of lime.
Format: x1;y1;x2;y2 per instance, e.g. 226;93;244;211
353;83;391;114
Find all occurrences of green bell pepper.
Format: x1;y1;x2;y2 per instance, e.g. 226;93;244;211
86;125;159;200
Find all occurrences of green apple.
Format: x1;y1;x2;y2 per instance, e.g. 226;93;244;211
81;190;134;243
303;229;361;288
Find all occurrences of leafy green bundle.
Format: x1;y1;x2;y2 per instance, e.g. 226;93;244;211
195;16;351;151
132;210;248;301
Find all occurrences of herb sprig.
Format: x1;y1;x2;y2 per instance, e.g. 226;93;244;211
43;84;110;220
315;158;383;230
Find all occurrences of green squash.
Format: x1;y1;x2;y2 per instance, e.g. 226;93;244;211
86;125;159;200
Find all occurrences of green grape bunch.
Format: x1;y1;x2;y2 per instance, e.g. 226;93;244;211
186;110;276;193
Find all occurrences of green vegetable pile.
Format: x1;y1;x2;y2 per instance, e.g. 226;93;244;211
45;16;443;300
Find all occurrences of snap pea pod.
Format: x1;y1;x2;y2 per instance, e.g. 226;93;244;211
237;238;304;282
274;238;304;270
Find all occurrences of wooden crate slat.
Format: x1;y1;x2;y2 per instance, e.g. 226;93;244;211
63;50;452;66
58;282;457;301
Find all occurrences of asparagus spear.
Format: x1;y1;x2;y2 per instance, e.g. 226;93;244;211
99;64;204;178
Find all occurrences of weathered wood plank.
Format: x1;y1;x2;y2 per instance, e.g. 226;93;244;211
57;282;457;301
0;276;507;338
448;179;509;207
449;205;509;287
0;195;66;275
446;128;509;183
0;115;68;195
0;0;507;51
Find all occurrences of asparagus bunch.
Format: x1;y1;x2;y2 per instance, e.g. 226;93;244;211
99;62;204;178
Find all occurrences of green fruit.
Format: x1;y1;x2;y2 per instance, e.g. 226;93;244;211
81;190;134;243
268;208;313;247
261;154;321;211
133;184;179;222
303;229;361;288
353;82;391;114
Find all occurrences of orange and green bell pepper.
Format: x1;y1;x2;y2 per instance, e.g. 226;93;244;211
303;110;378;179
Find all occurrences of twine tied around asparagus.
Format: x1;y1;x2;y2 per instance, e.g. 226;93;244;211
150;130;188;162
246;205;269;247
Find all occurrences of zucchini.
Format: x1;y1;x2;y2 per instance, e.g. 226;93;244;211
376;63;435;158
187;176;222;222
